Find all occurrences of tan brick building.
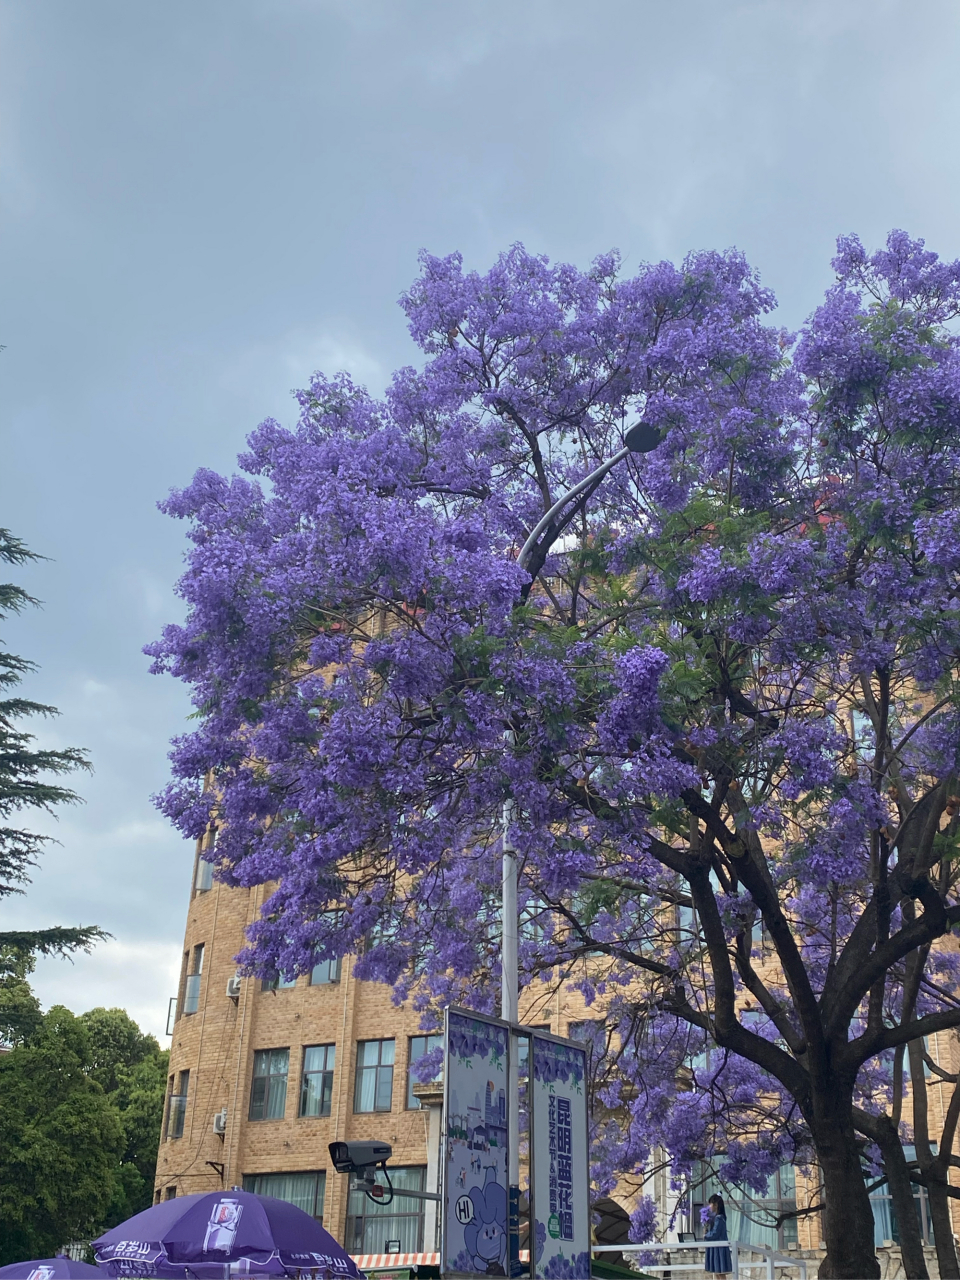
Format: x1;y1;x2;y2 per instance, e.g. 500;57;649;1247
153;833;592;1254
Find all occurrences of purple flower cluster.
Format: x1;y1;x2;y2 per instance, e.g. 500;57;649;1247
532;1039;586;1087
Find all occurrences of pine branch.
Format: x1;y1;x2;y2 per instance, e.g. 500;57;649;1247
0;925;110;962
0;528;45;568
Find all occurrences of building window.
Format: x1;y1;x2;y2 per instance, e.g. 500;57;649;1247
567;1020;602;1066
354;1039;395;1112
567;1020;598;1040
243;1171;326;1222
346;1166;425;1253
195;856;214;893
183;944;204;1015
165;1185;177;1200
262;973;297;991
688;1162;798;1250
870;1144;934;1246
407;1035;442;1109
249;1049;289;1121
310;912;343;983
166;1070;189;1140
310;953;341;985
195;828;216;894
300;1044;336;1118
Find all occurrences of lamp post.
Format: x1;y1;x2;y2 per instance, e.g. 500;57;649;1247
501;421;662;1274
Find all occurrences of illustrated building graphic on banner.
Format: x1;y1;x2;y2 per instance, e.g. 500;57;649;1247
443;1009;511;1276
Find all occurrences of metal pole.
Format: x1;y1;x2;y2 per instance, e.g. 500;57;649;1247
502;441;647;1277
502;779;520;1273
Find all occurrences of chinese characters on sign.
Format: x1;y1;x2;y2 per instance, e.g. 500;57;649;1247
548;1095;573;1241
531;1036;589;1279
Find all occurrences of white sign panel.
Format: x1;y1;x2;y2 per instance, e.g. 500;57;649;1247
443;1009;511;1276
530;1035;590;1279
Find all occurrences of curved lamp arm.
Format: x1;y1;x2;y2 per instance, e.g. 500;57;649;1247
516;421;661;573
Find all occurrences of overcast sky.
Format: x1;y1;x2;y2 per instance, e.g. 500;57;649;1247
2;0;960;1039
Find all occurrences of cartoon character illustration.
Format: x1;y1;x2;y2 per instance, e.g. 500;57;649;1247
203;1198;243;1252
463;1166;507;1275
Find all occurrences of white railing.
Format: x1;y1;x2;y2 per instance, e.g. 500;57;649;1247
593;1240;808;1279
349;1242;807;1277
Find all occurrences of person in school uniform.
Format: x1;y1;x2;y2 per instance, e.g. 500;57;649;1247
704;1194;733;1278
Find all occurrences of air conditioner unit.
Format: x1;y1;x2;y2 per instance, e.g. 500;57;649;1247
213;1108;227;1136
225;974;242;1000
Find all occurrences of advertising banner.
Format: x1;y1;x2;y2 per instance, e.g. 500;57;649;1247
530;1035;590;1279
442;1009;511;1276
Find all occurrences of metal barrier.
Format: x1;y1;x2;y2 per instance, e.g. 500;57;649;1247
593;1240;808;1279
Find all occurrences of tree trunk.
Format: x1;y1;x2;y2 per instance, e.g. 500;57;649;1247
925;1177;960;1279
872;1123;929;1279
908;1038;960;1278
813;1110;880;1278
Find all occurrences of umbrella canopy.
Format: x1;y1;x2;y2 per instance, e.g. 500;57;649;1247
0;1259;104;1279
92;1191;364;1279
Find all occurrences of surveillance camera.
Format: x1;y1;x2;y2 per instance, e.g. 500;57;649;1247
328;1140;393;1174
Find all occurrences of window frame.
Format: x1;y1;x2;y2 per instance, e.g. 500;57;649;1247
166;1069;190;1140
242;1171;326;1222
354;1038;395;1113
299;1043;336;1118
346;1165;426;1254
249;1048;290;1121
183;944;205;1015
310;954;342;985
261;973;297;992
406;1034;443;1109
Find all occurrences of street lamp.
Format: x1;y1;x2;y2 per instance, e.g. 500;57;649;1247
501;422;662;1274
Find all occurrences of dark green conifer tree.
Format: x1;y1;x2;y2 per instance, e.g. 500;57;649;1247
0;527;105;958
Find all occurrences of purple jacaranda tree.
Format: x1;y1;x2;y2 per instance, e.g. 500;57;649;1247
149;233;960;1279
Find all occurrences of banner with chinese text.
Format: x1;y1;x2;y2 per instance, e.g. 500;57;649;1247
530;1035;589;1279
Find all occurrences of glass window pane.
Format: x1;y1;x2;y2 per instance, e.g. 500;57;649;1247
407;1034;442;1108
356;1041;394;1112
243;1172;325;1221
310;956;341;985
355;1067;375;1112
300;1074;327;1117
375;1065;394;1111
266;1075;287;1120
183;973;201;1015
346;1167;424;1254
168;1094;186;1139
249;1076;266;1120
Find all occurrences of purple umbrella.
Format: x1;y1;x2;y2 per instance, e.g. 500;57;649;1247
0;1260;104;1279
92;1191;364;1279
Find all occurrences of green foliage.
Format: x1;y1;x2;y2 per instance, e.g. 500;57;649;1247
79;1007;169;1226
0;998;168;1263
0;528;106;959
0;1005;122;1264
0;946;42;1047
